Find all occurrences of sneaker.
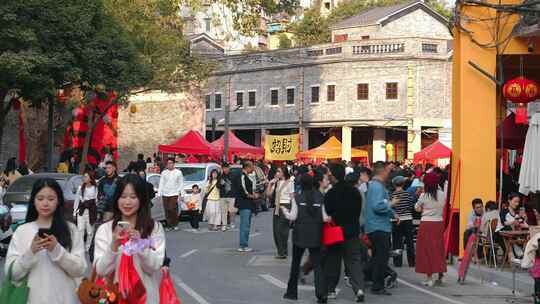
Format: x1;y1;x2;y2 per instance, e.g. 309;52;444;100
237;248;246;252
356;290;365;303
344;276;352;288
221;226;228;232
422;280;434;287
173;226;180;231
230;224;236;229
283;293;298;300
274;255;287;260
327;292;337;299
435;276;444;286
243;247;253;252
371;289;392;296
165;227;174;232
317;297;328;303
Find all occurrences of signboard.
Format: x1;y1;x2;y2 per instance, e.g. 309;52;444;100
265;134;299;160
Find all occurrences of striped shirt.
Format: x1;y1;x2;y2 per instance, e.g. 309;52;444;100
390;189;413;221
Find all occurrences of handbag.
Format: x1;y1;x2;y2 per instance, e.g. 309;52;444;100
322;221;345;246
159;268;181;304
0;262;30;304
78;267;119;304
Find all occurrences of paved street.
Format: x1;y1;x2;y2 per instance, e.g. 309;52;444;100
0;211;533;304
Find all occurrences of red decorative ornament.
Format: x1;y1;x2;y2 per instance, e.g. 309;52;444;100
12;99;21;111
503;76;539;124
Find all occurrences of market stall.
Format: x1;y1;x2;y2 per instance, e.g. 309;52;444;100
297;136;369;160
211;131;264;160
158;130;220;158
413;140;451;165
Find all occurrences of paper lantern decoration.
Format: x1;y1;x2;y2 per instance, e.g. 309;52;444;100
503;76;539;124
130;104;137;114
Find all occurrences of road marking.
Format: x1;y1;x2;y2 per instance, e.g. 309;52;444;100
172;274;211;304
247;256;257;266
397;278;469;304
259;274;337;292
180;249;198;258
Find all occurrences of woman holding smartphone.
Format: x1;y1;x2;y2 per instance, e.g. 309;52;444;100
73;171;98;251
5;178;87;303
94;174;165;303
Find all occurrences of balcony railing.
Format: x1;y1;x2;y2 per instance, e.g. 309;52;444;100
352;43;405;55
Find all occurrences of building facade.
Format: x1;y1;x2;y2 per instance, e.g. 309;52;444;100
204;1;452;162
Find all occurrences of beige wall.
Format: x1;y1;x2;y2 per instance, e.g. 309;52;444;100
117;90;205;169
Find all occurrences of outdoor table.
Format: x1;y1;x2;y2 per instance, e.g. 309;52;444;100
498;230;530;270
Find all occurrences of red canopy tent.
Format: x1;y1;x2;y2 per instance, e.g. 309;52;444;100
413;140;452;164
212;131;264;159
496;112;528;150
158;130;220;157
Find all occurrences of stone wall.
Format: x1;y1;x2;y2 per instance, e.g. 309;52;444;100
117;90;205;169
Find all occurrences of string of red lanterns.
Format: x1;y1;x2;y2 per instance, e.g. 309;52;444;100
502;76;539;124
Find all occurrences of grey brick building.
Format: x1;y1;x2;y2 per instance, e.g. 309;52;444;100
204;1;452;162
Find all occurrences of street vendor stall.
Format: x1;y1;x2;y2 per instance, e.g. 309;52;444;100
211;131;264;160
413;140;451;165
158;130;220;158
297;136;368;160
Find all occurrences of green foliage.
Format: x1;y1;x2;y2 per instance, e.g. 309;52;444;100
278;33;293;49
290;0;452;46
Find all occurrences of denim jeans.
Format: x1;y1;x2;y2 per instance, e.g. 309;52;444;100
239;209;252;248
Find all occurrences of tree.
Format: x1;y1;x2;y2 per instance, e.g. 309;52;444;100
278;33;293;49
289;9;331;46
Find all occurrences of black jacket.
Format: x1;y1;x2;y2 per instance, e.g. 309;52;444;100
234;172;255;210
324;182;362;240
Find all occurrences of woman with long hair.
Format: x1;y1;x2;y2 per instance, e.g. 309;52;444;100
5;178;87;303
415;172;447;286
94;174;165;303
2;157;21;185
73;171;98;251
267;166;294;259
282;174;331;303
204;169;222;231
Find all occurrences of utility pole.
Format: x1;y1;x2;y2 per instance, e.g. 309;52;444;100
224;75;231;163
47;98;54;171
298;66;305;150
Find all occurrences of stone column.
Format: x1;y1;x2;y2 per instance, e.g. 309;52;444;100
372;128;386;162
341;126;352;161
300;127;309;151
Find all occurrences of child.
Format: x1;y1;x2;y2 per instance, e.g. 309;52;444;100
523;232;540;304
186;184;202;231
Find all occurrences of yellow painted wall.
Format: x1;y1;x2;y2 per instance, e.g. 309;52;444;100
268;32;296;50
453;1;540;254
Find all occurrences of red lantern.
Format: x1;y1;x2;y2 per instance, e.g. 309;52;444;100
503;76;539;124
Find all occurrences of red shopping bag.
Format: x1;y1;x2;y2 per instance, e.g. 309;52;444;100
160;269;181;304
322;221;344;246
118;253;146;304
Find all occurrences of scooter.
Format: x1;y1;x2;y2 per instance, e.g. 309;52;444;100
0;204;25;257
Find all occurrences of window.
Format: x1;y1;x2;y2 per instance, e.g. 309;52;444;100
386;83;398;100
270;89;279;106
422;43;438;53
311;86;320;104
327;85;336;102
286;88;295;105
361;35;370;40
248;91;256;107
204;18;211;32
357;84;369;100
205;95;211;110
215;93;222;109
236;92;244;108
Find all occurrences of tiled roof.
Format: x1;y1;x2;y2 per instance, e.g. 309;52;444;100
331;1;420;29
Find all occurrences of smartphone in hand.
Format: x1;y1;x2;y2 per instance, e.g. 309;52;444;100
38;228;52;238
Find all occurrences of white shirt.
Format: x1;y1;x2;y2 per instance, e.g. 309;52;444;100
415;190;445;222
5;222;87;304
158;168;184;197
94;221;165;304
273;179;295;215
73;185;98;216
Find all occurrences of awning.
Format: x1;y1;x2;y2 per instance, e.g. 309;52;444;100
158;130;220;156
297;136;369;159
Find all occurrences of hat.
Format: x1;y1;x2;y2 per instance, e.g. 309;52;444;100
392;176;407;187
423;172;440;188
410;178;424;188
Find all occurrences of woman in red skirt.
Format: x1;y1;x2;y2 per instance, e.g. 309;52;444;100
415;172;447;286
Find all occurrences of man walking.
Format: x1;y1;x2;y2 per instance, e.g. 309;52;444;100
235;161;258;252
158;158;184;231
324;164;366;302
365;162;398;295
220;163;237;230
98;161;118;221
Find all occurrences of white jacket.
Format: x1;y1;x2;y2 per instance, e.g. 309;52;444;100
522;232;540;269
94;221;166;304
158;168;184;197
5;222;87;304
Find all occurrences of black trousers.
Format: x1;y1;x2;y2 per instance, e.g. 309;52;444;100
368;231;391;291
535;278;540;296
273;213;290;257
323;238;366;295
185;210;201;229
285;246;326;299
392;220;415;267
